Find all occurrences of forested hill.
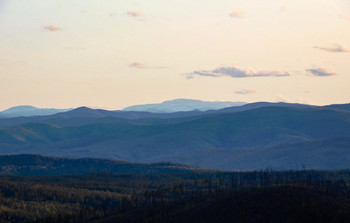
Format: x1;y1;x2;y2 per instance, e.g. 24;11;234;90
1;170;350;222
0;103;350;170
0;154;204;176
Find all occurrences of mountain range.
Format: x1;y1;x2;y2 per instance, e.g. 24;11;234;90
0;106;71;118
0;101;350;170
0;99;245;118
123;99;246;113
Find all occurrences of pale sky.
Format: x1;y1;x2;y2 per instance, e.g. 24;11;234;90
1;0;350;110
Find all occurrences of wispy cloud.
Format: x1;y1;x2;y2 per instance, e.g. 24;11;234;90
306;68;337;77
313;44;349;53
235;89;257;95
66;46;85;51
129;62;147;69
186;66;290;79
127;11;145;20
129;62;167;69
229;10;244;18
44;24;61;32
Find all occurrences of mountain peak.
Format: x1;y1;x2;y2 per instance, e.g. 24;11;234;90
1;105;38;112
58;106;113;118
123;99;246;113
0;106;71;118
74;106;92;111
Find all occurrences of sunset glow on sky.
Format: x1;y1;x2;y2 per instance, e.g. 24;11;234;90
1;0;350;110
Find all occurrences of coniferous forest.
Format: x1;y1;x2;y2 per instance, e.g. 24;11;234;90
1;169;350;222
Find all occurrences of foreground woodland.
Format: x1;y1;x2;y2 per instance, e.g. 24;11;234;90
1;170;350;222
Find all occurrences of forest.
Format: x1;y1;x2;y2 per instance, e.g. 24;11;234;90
1;170;350;222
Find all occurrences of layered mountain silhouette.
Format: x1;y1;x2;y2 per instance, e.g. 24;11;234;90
0;101;350;170
0;99;242;118
0;106;71;118
123;98;246;113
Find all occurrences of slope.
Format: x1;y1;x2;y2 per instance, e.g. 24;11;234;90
1;106;350;170
0;154;203;176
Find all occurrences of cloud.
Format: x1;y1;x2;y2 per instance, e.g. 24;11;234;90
229;10;244;18
129;62;147;69
127;11;145;19
129;62;167;69
66;46;85;51
306;68;337;77
44;24;61;32
235;89;257;95
186;66;290;79
313;44;349;53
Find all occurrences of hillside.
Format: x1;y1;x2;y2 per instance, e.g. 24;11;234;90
0;101;315;127
0;103;350;170
0;154;202;176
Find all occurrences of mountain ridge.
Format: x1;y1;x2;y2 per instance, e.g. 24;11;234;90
0;105;71;118
0;101;320;127
0;154;205;176
122;98;246;113
1;104;350;170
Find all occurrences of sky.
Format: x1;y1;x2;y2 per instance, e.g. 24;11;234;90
1;0;350;110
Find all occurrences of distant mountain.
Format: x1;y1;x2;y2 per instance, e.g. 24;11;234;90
0;154;204;176
324;103;350;112
218;101;316;113
1;104;350;170
123;99;246;113
0;105;71;118
0;102;317;127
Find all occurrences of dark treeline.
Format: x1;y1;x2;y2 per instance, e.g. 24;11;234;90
0;170;350;222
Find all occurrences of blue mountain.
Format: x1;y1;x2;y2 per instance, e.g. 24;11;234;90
0;105;71;118
123;99;246;113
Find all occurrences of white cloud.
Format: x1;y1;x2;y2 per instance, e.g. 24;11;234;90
44;24;61;32
129;62;147;69
306;68;337;77
313;44;349;53
235;89;257;95
187;66;290;79
229;10;244;18
127;11;145;19
129;62;167;69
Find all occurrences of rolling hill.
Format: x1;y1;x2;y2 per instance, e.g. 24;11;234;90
0;154;203;176
0;101;316;127
0;103;350;170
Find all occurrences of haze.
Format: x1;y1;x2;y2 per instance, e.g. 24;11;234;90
1;0;350;110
